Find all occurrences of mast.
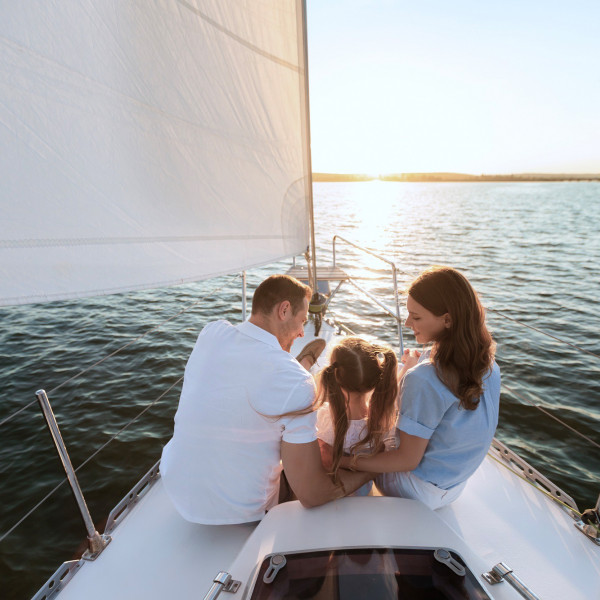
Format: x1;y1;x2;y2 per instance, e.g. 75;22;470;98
301;0;318;294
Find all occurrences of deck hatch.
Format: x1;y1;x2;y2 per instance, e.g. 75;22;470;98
249;547;491;599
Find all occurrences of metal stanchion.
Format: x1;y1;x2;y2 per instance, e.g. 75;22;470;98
36;389;110;559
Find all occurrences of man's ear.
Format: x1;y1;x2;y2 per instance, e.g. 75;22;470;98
443;313;452;328
277;300;291;321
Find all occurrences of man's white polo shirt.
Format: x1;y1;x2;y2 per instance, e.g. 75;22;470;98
160;320;317;524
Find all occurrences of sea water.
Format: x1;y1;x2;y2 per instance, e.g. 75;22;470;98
1;181;599;599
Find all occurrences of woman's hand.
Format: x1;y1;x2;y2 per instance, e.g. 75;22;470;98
401;348;421;369
398;348;421;381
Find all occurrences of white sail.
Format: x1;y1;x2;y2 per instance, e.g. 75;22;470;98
0;0;311;306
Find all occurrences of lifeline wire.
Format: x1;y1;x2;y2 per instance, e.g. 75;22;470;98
501;382;600;450
0;276;239;429
0;375;183;543
487;307;600;360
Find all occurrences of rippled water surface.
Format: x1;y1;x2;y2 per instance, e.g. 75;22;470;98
1;182;599;599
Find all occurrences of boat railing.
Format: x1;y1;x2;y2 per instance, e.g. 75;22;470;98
332;234;404;353
287;235;405;353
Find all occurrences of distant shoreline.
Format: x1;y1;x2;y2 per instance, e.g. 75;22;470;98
312;172;600;183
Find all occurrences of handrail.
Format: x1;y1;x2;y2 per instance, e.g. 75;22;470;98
347;277;400;324
332;235;403;354
332;235;396;270
483;562;541;600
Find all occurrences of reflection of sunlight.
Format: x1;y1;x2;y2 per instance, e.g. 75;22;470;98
345;181;398;249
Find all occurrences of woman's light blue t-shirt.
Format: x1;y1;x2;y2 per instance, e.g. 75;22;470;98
397;353;501;490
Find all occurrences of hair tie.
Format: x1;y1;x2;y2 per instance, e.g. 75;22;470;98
329;361;338;369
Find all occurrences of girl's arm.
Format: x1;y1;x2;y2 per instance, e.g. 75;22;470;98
340;430;429;474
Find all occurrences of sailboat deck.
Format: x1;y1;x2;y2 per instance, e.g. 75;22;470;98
48;454;600;600
286;265;350;282
41;321;600;600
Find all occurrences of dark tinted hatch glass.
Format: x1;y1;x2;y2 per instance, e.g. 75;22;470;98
250;548;490;599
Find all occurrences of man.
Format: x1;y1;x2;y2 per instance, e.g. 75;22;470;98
161;274;372;524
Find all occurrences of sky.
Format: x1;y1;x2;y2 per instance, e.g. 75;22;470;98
306;0;600;175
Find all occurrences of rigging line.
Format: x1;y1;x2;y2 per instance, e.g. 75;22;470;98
0;376;183;544
0;276;238;429
501;382;600;450
487;307;600;360
487;452;582;517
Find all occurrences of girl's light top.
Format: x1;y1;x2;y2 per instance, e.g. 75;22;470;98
316;404;396;453
317;404;396;496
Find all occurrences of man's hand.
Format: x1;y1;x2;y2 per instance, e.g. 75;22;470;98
318;439;334;471
282;440;374;507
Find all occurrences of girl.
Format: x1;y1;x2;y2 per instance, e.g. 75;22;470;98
339;266;500;509
315;337;399;495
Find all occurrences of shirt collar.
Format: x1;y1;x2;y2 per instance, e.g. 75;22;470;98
237;320;283;351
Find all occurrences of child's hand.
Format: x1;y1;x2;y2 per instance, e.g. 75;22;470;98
401;348;421;370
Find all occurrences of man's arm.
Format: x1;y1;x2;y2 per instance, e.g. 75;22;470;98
281;440;373;507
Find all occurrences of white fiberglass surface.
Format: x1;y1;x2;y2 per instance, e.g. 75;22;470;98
54;477;256;600
438;456;600;600
52;321;599;600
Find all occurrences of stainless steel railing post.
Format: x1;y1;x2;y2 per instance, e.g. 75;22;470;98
242;271;247;321
36;389;110;558
391;264;404;355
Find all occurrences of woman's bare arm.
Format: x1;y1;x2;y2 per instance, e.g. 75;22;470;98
340;431;429;474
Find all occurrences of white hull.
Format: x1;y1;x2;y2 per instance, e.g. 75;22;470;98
48;459;600;600
39;322;600;600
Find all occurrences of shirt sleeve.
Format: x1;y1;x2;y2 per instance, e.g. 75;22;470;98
280;376;318;444
397;367;448;440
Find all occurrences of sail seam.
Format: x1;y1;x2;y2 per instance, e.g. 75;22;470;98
1;235;288;248
176;0;301;72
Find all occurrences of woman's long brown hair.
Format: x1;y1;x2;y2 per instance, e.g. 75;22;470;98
408;266;495;410
315;337;398;484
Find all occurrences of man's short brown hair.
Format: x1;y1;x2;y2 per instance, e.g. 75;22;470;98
251;275;312;316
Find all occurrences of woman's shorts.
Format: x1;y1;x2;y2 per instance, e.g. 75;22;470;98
375;471;466;510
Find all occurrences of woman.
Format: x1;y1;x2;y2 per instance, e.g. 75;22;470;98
339;266;500;509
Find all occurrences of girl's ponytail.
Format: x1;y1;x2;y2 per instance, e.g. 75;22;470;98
320;363;349;483
364;348;399;454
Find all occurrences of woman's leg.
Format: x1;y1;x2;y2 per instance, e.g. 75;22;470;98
375;472;465;510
